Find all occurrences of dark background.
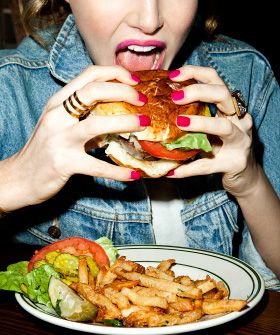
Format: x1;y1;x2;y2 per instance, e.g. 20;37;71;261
215;1;278;81
0;0;278;81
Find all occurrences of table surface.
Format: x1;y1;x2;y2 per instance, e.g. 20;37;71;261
0;243;279;335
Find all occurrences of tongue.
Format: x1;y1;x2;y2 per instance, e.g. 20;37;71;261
116;50;157;71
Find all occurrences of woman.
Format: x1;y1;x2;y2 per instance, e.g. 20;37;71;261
0;1;279;290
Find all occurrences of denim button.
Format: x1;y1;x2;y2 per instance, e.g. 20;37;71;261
48;226;61;238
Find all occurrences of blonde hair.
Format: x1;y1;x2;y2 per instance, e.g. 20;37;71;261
18;0;218;46
18;0;70;46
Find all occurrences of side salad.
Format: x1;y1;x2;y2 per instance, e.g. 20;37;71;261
0;236;118;321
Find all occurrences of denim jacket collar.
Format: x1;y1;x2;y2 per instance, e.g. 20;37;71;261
48;14;92;84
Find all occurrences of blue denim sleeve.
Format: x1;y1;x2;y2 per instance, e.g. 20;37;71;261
254;73;280;197
239;60;280;290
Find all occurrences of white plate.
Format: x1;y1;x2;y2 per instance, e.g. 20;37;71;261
15;245;265;334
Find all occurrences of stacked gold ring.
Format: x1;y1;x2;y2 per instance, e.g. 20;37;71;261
63;91;94;119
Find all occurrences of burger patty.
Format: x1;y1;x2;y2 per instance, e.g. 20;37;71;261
118;136;155;161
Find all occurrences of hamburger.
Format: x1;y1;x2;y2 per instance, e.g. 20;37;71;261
91;70;212;178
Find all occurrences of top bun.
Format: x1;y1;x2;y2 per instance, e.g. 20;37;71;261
92;70;208;142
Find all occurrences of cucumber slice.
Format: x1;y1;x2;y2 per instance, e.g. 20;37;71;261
48;276;97;321
53;253;79;277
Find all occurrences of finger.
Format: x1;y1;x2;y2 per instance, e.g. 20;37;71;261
176;114;241;139
70;114;150;143
49;65;140;106
169;65;225;85
76;81;146;107
227;112;253;133
57;81;147;122
171;83;235;115
72;154;141;182
167;157;219;178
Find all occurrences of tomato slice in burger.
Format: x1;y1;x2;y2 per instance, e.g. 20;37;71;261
138;140;199;161
28;236;110;272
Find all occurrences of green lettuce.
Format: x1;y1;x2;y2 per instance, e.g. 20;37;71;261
24;264;60;308
0;261;28;292
95;236;118;265
0;261;59;308
162;133;212;153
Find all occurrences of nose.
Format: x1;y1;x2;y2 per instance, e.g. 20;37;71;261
128;0;164;34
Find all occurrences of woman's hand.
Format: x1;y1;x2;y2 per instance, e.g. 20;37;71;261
169;66;280;277
167;65;260;198
0;66;149;211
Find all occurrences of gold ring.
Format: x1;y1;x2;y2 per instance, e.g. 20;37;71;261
73;91;92;109
63;100;80;119
63;91;94;120
232;90;247;118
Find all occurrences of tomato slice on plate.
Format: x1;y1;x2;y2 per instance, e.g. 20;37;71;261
138;140;199;161
28;236;109;271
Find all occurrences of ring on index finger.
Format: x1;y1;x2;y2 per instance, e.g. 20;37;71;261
231;90;247;118
63;91;95;120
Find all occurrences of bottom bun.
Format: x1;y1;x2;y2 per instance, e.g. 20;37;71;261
105;141;181;178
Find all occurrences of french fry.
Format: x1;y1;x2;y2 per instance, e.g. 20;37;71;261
203;288;224;300
104;287;131;309
69;258;248;328
135;287;177;303
217;280;229;298
71;282;121;319
168;297;194;312
145;266;175;281
106;279;140;290
174;275;193;286
157;259;176;272
147;308;204;327
111;256;145;273
96;266;117;287
121;287;168;309
115;270;202;299
202;299;248;314
121;305;158;318
195;276;217;294
78;257;89;284
88;271;95;288
122;307;164;327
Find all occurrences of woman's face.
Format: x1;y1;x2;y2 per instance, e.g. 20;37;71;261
65;0;198;71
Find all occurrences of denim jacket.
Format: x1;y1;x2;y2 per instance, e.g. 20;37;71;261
0;15;279;290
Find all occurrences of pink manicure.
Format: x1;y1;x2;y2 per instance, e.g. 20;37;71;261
138;92;148;103
169;69;180;79
171;90;184;101
176;116;190;127
130;170;141;180
138;115;151;127
166;170;175;176
131;74;141;83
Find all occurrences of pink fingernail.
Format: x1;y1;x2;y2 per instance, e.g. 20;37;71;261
176;116;190;127
138;92;148;103
130;170;141;180
131;74;141;83
169;69;180;79
171;90;184;101
138;115;151;127
167;170;175;176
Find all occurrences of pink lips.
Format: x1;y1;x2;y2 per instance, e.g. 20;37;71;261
115;39;166;52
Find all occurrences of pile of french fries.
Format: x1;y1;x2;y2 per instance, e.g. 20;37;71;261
71;256;247;327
